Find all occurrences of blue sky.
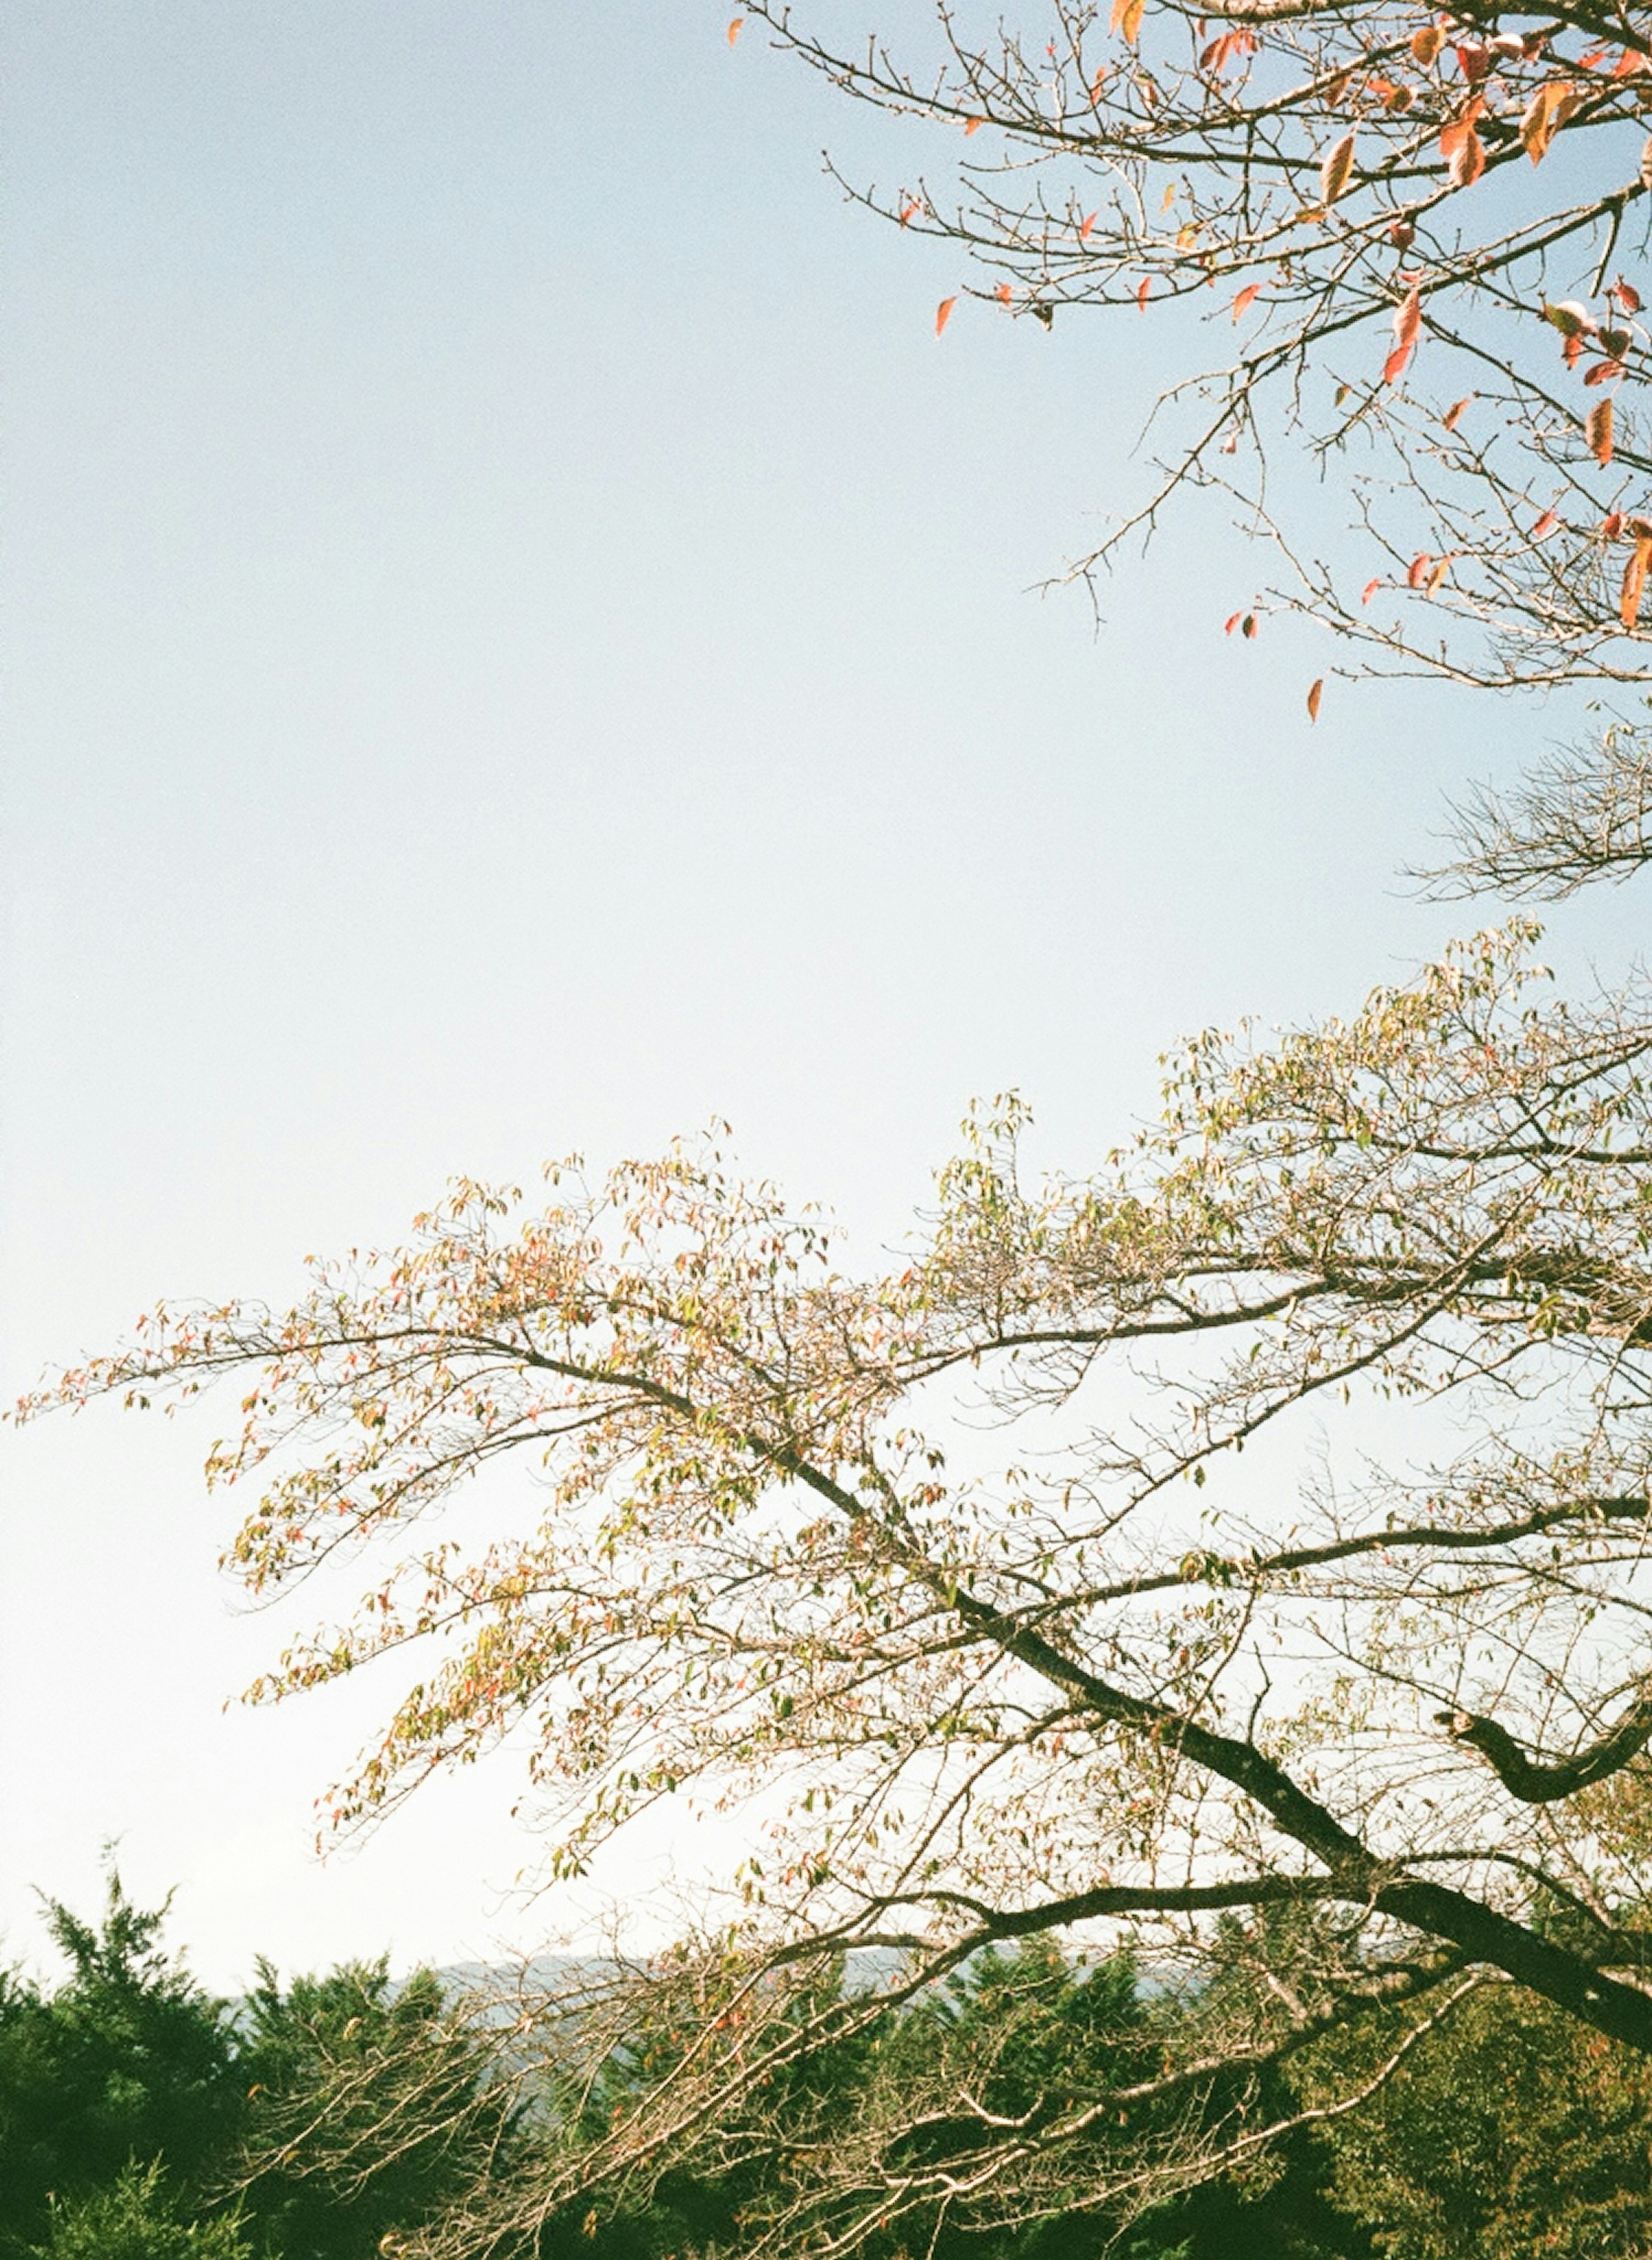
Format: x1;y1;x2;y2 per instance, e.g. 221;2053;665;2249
2;1;1636;1986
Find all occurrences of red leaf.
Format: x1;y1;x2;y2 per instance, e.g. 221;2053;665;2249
1306;678;1325;721
1137;275;1153;311
1615;276;1644;313
1361;577;1382;604
1531;508;1560;540
1080;211;1099;242
1406;553;1433;588
899;200;921;226
1224;611;1243;634
1604;512;1626;539
1232;283;1261;321
1585;358;1627;387
1579;44;1609;67
1455;42;1490;81
935;296;958;335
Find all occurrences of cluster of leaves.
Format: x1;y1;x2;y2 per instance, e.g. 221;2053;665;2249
0;1868;505;2260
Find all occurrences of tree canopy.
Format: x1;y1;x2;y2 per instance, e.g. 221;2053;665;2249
739;0;1652;894
27;920;1652;2235
752;0;1652;684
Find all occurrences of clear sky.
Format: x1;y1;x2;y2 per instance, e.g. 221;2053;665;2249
2;0;1637;1989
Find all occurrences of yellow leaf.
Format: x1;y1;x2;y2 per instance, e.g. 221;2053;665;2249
1320;132;1356;204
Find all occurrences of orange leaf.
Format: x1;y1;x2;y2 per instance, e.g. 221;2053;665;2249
1442;395;1472;430
727;15;743;44
1603;512;1626;539
1320;131;1357;203
1425;556;1451;593
1578;44;1609;67
1137;275;1152;311
1224;611;1243;634
1384;285;1422;384
1439;94;1486;159
964;115;984;135
1306;677;1324;721
1521;80;1583;163
1587;395;1615;464
1531;508;1559;539
1080;210;1099;242
1111;0;1146;41
935;296;958;335
1621;533;1652;626
994;281;1013;304
1361;577;1382;604
1411;22;1446;66
1232;283;1261;321
899;200;920;226
1448;124;1485;187
1406;552;1433;588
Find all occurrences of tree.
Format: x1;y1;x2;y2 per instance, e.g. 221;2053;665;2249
29;2163;250;2260
1294;1974;1652;2256
25;919;1652;2242
231;1959;513;2260
0;1868;244;2254
740;0;1652;889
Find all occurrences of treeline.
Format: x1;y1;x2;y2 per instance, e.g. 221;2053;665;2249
6;1872;1652;2259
